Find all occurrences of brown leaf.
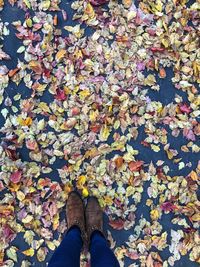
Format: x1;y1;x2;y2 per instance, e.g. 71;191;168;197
109;218;125;230
128;161;144;172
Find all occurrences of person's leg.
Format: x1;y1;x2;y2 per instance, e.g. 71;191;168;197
90;230;120;267
48;226;83;267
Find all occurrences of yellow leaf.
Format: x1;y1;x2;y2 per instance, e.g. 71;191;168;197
53;213;59;230
35;83;47;92
150;209;160;220
144;74;156;86
73;48;83;59
0;250;4;263
104;196;113;205
100;125;110;141
22;215;33;224
26;18;32;28
162;21;168;32
161;38;169;48
79;89;90;99
41;0;50;11
22;248;34;257
37;247;46;262
77;175;86;187
17;117;32;126
89;110;99;122
23;0;31;9
84;3;95;18
151;144;160;152
46;241;56;251
191;213;200;222
190;171;198;181
166;150;174;160
56;49;66;62
82;187;89;198
9;182;20;192
127;10;137;21
16;191;25;201
38;102;51;113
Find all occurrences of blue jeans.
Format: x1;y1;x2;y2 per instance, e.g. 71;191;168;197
48;226;120;267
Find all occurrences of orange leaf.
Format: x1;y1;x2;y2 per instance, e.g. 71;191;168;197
190;171;198;181
24;117;33;126
53;14;58;26
159;68;166;78
8;68;20;77
114;157;124;169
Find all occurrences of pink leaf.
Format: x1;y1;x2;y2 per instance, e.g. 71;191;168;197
0;181;4;191
126;251;139;260
179;103;191;114
26;140;38;150
3;225;16;243
146;254;154;267
183;128;196;141
89;0;108;6
10;170;22;183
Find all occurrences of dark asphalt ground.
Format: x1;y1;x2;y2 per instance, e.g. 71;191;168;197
0;0;199;266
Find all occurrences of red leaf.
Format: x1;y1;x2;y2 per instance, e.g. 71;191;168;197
10;170;22;184
141;141;150;147
151;47;165;53
55;89;67;101
109;218;125;230
128;161;144;172
5;148;18;160
90;124;101;133
161;202;177;212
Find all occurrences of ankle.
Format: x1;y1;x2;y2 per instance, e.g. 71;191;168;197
68;225;81;234
90;230;104;241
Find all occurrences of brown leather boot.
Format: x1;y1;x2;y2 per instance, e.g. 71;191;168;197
85;196;105;243
66;191;86;244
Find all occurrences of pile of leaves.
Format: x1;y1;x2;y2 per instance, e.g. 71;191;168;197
0;0;199;266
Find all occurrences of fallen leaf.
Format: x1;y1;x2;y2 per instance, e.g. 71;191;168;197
22;248;34;257
109;218;125;230
10;170;22;183
128;161;144;172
